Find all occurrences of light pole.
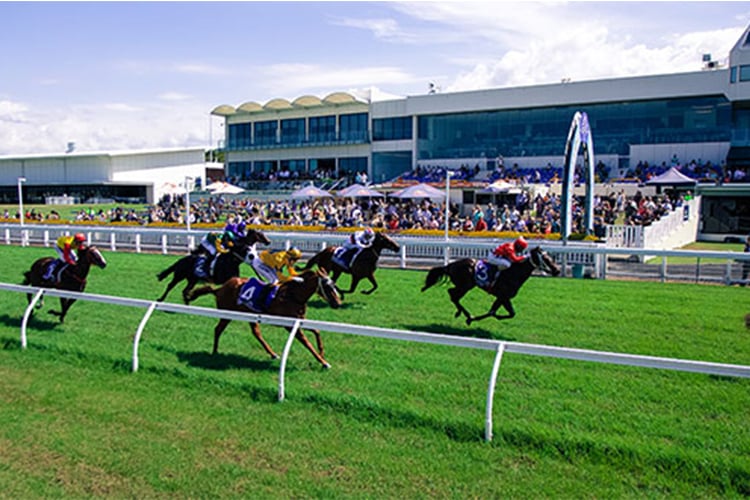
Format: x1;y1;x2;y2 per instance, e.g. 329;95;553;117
184;176;193;232
17;177;26;226
444;171;453;241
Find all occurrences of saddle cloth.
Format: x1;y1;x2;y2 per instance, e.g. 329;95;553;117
237;278;278;313
332;246;357;270
474;260;499;290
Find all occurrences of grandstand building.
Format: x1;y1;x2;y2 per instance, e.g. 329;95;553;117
214;25;750;239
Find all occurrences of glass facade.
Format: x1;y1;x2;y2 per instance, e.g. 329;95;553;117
373;116;412;141
254;120;277;146
416;97;731;161
309;115;336;143
372;151;411;183
280;118;305;145
339;113;368;142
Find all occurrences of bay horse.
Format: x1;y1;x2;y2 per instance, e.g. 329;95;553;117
301;231;400;297
22;244;108;323
421;246;560;325
155;229;271;304
188;268;342;368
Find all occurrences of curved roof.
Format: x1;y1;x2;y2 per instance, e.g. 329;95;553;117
293;95;323;108
237;101;263;113
210;104;236;116
323;92;357;105
264;98;293;111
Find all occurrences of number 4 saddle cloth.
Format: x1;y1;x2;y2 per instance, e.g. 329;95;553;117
237;278;278;313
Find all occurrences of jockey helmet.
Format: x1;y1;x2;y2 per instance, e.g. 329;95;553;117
514;236;528;252
237;220;247;234
362;227;375;241
73;233;86;244
287;247;302;261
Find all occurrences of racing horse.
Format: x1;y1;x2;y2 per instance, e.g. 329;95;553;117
22;244;108;323
421;246;560;325
187;268;342;368
155;229;271;304
301;231;400;297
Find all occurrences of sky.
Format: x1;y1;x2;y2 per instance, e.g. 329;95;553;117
1;1;749;156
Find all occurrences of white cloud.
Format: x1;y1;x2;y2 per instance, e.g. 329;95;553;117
158;92;193;102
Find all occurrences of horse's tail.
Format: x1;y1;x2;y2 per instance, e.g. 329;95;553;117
156;260;179;281
187;285;218;302
421;265;448;292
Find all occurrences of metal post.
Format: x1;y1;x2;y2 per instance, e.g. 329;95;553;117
444;171;452;241
17;177;26;227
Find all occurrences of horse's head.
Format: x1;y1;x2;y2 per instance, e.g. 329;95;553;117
529;246;560;276
244;229;271;247
374;232;400;253
79;245;107;269
314;268;342;309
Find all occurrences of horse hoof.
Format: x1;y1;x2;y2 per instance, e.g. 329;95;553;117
466;318;472;326
322;362;331;370
271;353;280;360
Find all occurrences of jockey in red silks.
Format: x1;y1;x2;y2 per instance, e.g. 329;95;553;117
486;236;528;272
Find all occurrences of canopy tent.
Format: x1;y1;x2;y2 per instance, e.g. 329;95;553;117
645;167;697;186
478;180;522;194
337;184;385;198
389;183;445;200
205;180;226;191
157;181;186;196
290;185;333;199
207;181;245;195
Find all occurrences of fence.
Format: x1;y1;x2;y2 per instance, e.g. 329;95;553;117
2;282;748;443
4;223;750;284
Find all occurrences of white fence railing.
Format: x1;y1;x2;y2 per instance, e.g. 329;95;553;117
2;283;749;442
3;223;750;283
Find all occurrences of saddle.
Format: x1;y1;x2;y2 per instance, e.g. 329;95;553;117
237;278;278;313
474;260;500;291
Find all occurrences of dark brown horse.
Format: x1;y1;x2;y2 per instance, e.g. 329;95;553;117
22;244;108;323
188;268;342;368
156;229;271;304
421;246;560;325
301;231;400;297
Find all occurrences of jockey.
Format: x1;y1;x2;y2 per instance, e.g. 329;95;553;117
43;233;86;281
486;236;528;272
251;247;302;285
224;217;246;240
194;231;235;278
198;230;234;258
340;227;375;266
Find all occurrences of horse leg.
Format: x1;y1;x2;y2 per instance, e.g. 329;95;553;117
49;297;75;323
292;327;330;369
448;286;472;321
250;322;279;360
467;297;515;325
156;276;181;302
212;318;231;354
182;278;199;304
361;274;378;295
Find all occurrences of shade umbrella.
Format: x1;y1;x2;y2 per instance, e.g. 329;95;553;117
389;182;445;200
337;183;385;198
157;181;186;196
290;185;333;199
208;182;245;194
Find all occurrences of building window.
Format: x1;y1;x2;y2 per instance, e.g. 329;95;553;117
731;66;738;83
280;118;305;145
227;123;252;149
739;65;750;82
339;113;368;142
309;115;336;143
373;116;412;141
254;120;278;146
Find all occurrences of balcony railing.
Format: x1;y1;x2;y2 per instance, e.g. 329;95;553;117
224;131;370;151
